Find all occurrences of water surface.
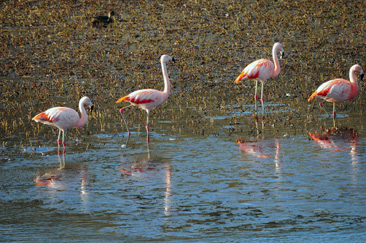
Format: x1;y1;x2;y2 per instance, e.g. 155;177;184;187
1;123;366;242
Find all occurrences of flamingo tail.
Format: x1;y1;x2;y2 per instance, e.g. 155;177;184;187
116;96;129;103
235;71;247;83
32;112;52;122
308;91;318;102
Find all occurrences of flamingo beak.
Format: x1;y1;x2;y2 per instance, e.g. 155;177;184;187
172;57;176;63
90;104;94;112
361;71;364;81
280;51;285;59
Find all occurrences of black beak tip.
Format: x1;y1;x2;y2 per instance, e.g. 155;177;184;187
90;105;94;112
361;73;364;81
172;57;176;63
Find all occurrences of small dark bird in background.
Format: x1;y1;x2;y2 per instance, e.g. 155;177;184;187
91;11;115;27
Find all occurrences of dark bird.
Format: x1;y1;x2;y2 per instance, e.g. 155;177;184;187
91;11;115;27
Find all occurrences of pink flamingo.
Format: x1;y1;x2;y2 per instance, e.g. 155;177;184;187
32;96;94;152
308;64;364;127
235;43;284;115
116;54;175;143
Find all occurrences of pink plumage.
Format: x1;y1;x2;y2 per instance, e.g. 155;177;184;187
308;64;364;126
116;55;175;143
235;43;284;115
33;96;94;152
33;107;80;129
117;89;167;111
235;59;275;83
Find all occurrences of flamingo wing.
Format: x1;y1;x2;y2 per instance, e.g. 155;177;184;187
308;79;351;102
117;89;166;109
235;59;274;83
33;107;80;129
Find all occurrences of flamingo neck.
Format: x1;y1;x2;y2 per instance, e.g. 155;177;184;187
271;46;281;78
76;101;87;128
349;67;359;99
162;60;170;95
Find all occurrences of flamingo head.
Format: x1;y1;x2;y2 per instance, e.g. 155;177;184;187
352;64;364;81
280;49;285;59
274;43;284;59
360;68;364;81
161;55;175;63
80;96;94;112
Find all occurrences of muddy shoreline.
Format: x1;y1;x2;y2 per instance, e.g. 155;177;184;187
1;0;365;151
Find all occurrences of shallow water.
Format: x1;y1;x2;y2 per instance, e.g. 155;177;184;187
1;0;366;241
1;116;366;242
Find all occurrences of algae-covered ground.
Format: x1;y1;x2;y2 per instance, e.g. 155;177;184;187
1;0;366;155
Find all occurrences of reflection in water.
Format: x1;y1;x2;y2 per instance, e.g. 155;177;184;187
238;136;282;174
237;136;284;206
254;117;265;135
120;151;172;216
238;136;281;159
4;133;366;241
35;153;89;208
309;127;360;178
120;133;150;154
35;153;66;189
308;127;359;152
274;138;281;171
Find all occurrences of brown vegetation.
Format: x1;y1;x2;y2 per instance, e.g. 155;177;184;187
1;0;365;154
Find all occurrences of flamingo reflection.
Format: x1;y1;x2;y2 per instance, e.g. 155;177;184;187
308;127;359;152
238;136;282;174
309;127;360;180
120;151;172;216
35;153;89;198
238;137;281;160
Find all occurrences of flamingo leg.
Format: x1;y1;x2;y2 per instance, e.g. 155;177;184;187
319;102;329;116
58;152;66;169
260;81;265;116
254;80;258;111
119;106;132;136
255;118;259;135
333;102;336;127
146;110;150;143
62;130;66;154
57;129;61;147
57;129;62;155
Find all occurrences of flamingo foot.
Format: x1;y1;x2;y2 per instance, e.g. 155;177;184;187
128;131;131;136
333;111;336;119
57;139;61;146
254;94;258;100
146;125;150;131
120;108;124;114
319;102;323;107
58;150;61;155
62;141;66;147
